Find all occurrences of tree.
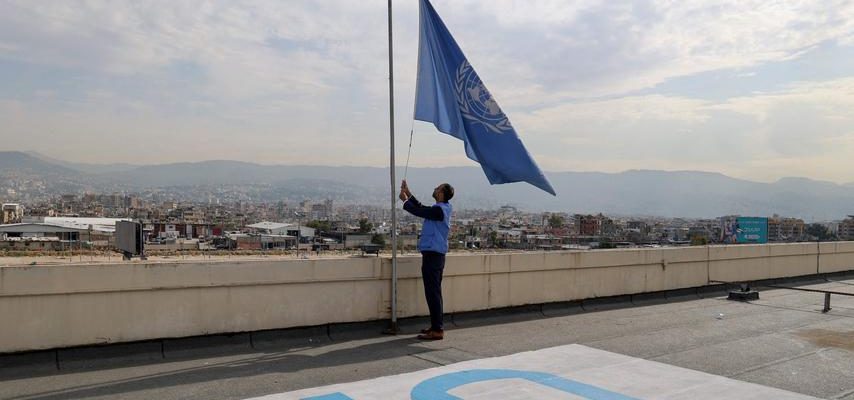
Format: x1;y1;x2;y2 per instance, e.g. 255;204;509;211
690;235;709;246
370;233;386;247
806;223;835;241
452;231;467;250
358;218;373;234
597;238;616;249
548;215;565;229
306;220;331;232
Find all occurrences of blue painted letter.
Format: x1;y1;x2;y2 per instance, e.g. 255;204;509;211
411;369;638;400
301;393;354;400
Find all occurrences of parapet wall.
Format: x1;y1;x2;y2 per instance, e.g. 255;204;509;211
2;242;853;353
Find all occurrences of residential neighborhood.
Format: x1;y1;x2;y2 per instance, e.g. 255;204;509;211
1;191;850;255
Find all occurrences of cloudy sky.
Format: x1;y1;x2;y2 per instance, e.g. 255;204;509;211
1;0;854;183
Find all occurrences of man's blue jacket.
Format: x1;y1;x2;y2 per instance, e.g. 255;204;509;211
403;196;452;254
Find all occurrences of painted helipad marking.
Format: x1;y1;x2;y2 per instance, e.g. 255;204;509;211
247;344;820;400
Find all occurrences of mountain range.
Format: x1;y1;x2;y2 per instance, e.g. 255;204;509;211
2;151;853;220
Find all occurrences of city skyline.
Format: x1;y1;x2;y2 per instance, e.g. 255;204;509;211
2;1;854;183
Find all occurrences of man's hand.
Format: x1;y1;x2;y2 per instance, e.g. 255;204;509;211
399;180;409;201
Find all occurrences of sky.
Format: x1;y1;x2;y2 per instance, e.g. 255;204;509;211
1;0;854;183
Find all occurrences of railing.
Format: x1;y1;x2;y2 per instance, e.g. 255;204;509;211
764;284;854;313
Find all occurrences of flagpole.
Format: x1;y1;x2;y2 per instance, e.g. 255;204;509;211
386;0;400;334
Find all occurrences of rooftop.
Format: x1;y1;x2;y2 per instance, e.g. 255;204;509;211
43;217;132;233
246;222;294;230
0;223;83;234
1;277;852;399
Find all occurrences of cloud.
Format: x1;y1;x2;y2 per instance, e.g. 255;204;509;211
524;94;710;125
711;78;854;119
4;1;851;106
1;0;854;184
506;76;854;182
432;0;854;107
0;1;387;100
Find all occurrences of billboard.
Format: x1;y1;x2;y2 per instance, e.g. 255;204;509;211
721;217;768;244
116;221;144;255
737;217;768;243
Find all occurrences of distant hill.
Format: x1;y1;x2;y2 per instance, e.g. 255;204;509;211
2;151;854;219
107;160;391;187
24;151;140;174
0;151;78;175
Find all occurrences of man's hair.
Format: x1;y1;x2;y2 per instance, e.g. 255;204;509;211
442;183;454;201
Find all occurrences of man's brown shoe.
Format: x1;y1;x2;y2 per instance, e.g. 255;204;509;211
420;328;431;334
417;330;444;340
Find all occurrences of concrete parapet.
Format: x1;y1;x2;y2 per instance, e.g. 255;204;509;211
819;241;854;273
708;243;819;283
1;242;853;353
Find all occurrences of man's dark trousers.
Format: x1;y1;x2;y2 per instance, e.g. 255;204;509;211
421;251;446;331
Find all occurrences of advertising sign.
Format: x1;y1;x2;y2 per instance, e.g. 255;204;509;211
115;221;143;255
736;217;768;243
721;217;768;244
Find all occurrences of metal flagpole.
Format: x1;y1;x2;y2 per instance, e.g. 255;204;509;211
386;0;400;334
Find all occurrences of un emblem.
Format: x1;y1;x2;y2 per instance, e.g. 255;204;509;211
455;60;513;134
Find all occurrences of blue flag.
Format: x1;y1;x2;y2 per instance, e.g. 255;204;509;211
414;0;556;196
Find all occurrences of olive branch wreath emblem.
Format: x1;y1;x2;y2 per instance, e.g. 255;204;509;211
455;60;513;134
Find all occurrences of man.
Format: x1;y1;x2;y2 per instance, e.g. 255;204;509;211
399;179;453;340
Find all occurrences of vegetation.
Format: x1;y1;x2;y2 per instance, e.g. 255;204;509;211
357;218;373;234
370;233;386;247
306;220;331;232
548;214;565;228
690;235;709;246
488;231;499;247
598;238;617;249
806;223;836;241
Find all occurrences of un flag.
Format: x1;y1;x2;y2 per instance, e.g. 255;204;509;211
414;0;556;196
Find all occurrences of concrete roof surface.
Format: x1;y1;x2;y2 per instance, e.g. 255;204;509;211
1;278;853;400
43;217;132;233
246;222;294;230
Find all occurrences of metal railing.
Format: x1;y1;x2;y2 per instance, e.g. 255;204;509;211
712;278;854;313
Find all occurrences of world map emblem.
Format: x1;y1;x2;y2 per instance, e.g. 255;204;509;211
455;60;513;134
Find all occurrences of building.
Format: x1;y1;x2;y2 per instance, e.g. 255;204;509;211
574;214;602;236
344;234;372;249
626;221;650;236
663;227;690;242
226;233;296;250
497;205;519;220
839;216;854;241
2;203;23;224
0;223;83;250
524;234;562;249
246;221;315;241
768;216;805;242
1;215;134;248
687;225;711;242
310;199;334;221
43;217;130;233
246;221;291;235
150;222;215;239
495;229;523;246
0;236;64;251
